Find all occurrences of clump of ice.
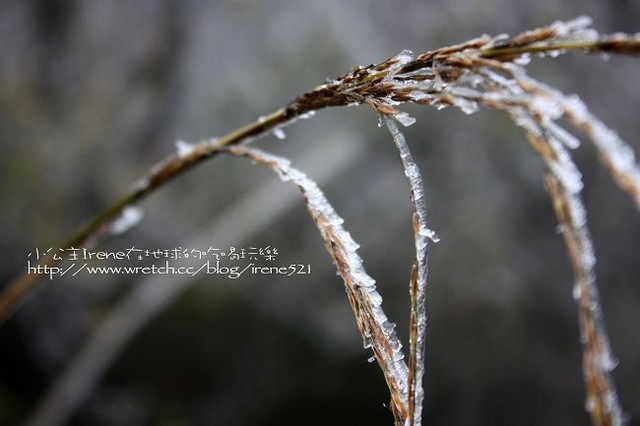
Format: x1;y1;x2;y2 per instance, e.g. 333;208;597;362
419;228;440;243
548;121;581;150
452;97;479;115
394;111;416;127
175;140;196;158
551;15;592;37
514;53;532;66
388;49;414;73
272;127;286;140
110;207;144;235
572;281;582;300
408;90;430;102
433;74;445;91
299;111;316;120
531;96;563;121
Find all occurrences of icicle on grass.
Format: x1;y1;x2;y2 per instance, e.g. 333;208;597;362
382;115;437;426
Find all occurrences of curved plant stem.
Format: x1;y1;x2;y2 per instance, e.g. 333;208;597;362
1;18;639;328
0;108;290;322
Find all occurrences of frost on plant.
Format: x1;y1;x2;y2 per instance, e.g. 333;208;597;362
175;139;197;158
545;173;623;426
3;16;640;426
224;145;412;422
109;206;143;235
322;16;636;425
272;127;287;140
383;115;437;426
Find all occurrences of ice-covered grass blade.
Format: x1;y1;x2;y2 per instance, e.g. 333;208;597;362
224;145;410;424
561;94;640;209
382;115;437;426
513;110;623;425
544;172;623;426
476;63;625;425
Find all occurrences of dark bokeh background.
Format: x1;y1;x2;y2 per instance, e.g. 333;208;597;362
1;1;639;425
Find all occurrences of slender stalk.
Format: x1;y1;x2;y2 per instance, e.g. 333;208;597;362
383;115;435;426
0;108;290;322
481;38;640;59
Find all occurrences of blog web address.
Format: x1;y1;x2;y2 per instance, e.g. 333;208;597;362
27;260;312;281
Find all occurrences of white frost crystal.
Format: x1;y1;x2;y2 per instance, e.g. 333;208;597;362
272;127;286;140
175;140;196;158
110;207;144;235
394;111;417;127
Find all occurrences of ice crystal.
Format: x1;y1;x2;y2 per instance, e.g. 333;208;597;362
572;282;582;300
272;127;286;140
547;121;581;149
110;207;143;235
419;227;440;243
394;111;417;127
388;49;415;73
298;111;316;120
175;140;196;158
514;53;532;66
451;97;479;115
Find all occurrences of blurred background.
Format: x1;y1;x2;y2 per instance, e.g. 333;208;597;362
1;0;639;425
